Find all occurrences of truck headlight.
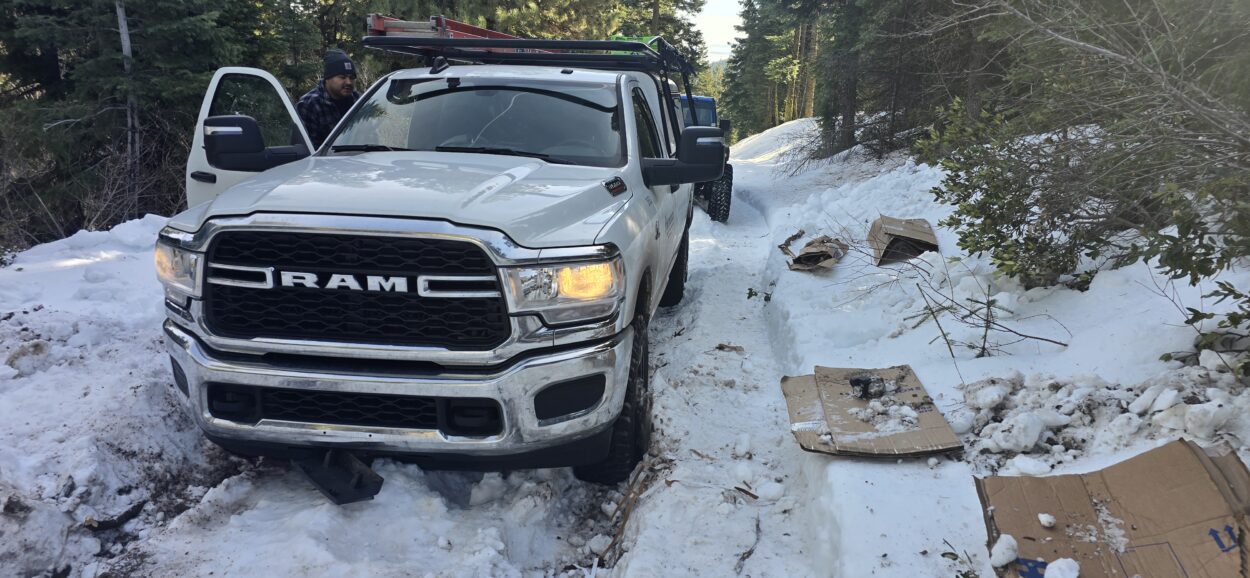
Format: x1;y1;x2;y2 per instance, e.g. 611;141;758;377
502;258;624;324
154;235;203;298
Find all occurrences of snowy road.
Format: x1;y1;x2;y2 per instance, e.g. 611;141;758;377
5;119;1250;577
0;121;1002;578
0;126;828;578
614;184;816;576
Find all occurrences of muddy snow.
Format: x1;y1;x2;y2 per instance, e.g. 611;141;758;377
2;117;1248;577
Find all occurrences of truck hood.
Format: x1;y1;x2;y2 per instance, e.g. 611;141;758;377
172;152;630;248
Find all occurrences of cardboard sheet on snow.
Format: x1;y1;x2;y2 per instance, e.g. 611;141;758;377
867;216;939;265
778;231;850;271
780;364;962;457
978;439;1250;578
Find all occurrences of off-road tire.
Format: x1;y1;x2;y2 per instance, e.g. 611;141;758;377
658;228;689;308
573;313;651;484
707;164;732;223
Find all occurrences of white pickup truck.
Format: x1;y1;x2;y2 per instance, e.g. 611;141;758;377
154;33;724;492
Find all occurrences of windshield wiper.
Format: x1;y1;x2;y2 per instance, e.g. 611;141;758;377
434;146;573;164
329;144;414;153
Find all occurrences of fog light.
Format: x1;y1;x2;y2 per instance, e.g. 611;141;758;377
208;384;259;423
534;375;606;422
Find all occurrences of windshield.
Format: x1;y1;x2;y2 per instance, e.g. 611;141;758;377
678;100;717;127
328;77;624;168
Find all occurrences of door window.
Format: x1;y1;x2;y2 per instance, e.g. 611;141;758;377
632;88;663;159
209;73;302;147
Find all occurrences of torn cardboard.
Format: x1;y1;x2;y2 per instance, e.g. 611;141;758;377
977;439;1250;578
780;364;963;457
778;229;806;257
786;235;849;271
868;216;939;265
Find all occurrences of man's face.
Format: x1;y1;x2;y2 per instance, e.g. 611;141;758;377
325;74;356;100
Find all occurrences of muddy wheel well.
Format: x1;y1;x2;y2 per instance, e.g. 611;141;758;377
633;270;652;322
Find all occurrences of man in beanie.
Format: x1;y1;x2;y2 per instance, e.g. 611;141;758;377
296;49;360;148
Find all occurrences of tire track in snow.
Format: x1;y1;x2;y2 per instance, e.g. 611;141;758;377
612;197;818;576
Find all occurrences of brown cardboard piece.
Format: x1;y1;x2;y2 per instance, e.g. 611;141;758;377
977;439;1250;578
868;216;939;265
785;235;850;272
779;364;963;457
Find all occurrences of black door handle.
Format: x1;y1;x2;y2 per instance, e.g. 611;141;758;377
190;171;217;184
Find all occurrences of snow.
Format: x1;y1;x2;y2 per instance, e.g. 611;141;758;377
733;433;751;458
3;117;1249;576
989;533;1018;567
755;482;785;502
1044;558;1080;578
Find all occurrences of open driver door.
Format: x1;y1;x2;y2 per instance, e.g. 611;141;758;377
185;67;313;208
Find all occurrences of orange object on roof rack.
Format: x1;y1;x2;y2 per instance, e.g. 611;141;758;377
366;14;546;52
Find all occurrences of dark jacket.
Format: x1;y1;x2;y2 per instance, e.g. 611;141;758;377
295;80;360;149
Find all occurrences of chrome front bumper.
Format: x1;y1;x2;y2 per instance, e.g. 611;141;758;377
164;320;632;456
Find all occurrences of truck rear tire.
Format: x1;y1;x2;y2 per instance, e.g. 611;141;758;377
658;228;688;308
707;164;732;223
573;312;651;484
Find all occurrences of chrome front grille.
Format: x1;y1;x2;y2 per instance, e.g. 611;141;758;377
202;231;511;350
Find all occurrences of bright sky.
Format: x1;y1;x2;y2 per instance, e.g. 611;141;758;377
695;0;742;62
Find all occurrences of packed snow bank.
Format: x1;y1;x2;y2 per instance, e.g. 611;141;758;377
729;119;1250;576
129;466;611;577
0;215;244;577
731;118;817;164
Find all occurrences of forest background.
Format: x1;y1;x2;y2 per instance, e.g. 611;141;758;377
2;0;1248;360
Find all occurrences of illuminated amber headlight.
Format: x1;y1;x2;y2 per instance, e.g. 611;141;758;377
154;231;203;298
557;262;616;300
502;257;624;324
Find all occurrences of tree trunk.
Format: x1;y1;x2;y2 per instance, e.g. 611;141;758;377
115;0;139;218
965;37;988;119
836;49;858;151
796;23;815;118
833;1;862;153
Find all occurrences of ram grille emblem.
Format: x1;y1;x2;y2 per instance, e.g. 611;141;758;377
280;271;408;292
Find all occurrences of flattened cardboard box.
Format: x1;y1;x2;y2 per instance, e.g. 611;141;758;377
787;235;849;272
868;216;939;265
780;364;962;457
977;439;1250;578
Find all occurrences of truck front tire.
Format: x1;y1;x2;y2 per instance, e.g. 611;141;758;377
573;311;651;484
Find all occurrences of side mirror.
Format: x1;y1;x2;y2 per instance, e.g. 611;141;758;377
719;119;732;135
204;115;308;172
641;127;726;187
